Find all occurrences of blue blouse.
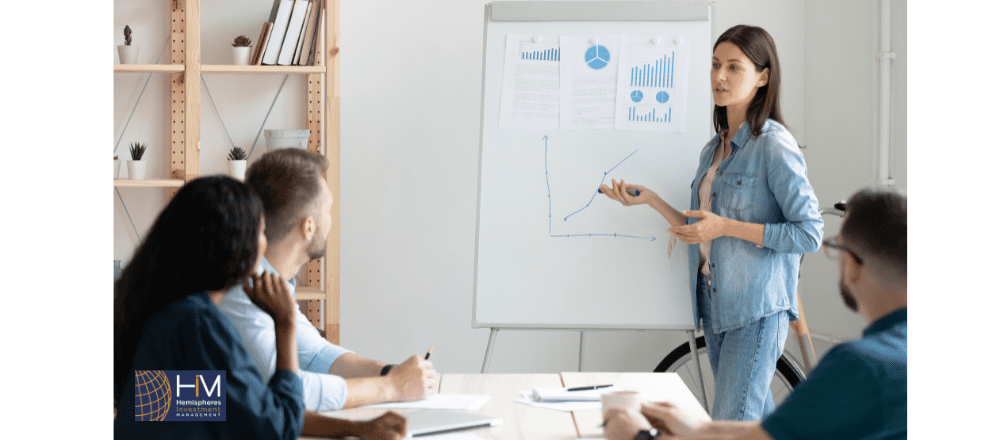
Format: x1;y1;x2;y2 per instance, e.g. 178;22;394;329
115;292;304;439
687;120;823;332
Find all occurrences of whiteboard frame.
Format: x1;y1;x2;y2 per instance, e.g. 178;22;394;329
472;1;714;331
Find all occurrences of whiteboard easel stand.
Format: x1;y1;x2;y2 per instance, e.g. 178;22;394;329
473;1;716;413
479;326;709;411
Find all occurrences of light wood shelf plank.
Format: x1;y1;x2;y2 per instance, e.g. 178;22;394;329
201;65;326;75
114;64;185;73
296;286;325;301
114;179;186;187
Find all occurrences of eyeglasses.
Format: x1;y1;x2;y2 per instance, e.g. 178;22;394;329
822;238;863;265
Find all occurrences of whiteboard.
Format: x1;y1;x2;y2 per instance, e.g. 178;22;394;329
473;1;713;330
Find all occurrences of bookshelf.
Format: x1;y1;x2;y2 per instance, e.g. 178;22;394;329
114;0;341;343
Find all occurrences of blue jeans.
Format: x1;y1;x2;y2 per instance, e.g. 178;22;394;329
697;273;789;420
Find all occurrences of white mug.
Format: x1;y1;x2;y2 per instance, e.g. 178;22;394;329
601;390;645;418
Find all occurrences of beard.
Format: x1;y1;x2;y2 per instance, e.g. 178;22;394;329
306;230;327;261
839;278;859;312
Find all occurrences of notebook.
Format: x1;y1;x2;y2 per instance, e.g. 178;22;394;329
402;410;502;438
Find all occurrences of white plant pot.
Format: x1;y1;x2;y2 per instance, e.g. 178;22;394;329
117;45;139;64
233;46;252;65
228;160;247;181
114;159;121;179
127;160;146;180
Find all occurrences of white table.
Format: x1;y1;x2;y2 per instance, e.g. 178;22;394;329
304;373;708;440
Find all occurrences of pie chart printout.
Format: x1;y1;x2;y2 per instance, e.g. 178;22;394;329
585;45;610;70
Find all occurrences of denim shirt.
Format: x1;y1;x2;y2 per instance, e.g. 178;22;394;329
687;119;823;333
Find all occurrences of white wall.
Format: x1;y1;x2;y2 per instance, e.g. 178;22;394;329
114;0;906;375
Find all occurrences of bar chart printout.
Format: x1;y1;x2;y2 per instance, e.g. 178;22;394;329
628;106;672;123
520;41;560;61
500;35;561;130
615;36;689;132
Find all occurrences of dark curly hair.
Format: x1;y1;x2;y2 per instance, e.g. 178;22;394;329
113;176;263;403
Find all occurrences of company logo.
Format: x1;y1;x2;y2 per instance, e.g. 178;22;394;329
134;370;226;421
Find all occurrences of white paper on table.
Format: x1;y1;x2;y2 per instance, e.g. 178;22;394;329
411;433;490;440
614;35;690;132
499;35;561;130
515;391;602;412
531;385;621;402
361;394;492;411
559;35;621;130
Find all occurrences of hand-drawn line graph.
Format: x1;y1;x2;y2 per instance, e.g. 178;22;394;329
563;148;639;221
543;135;656;241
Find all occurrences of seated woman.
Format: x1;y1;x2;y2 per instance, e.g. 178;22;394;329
114;176;406;439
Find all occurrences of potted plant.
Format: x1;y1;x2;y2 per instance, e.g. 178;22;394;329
227;147;248;180
232;35;252;65
117;25;139;64
127;142;147;180
114;155;121;179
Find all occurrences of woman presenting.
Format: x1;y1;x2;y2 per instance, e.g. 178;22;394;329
600;25;822;420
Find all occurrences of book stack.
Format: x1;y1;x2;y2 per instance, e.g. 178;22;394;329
251;0;325;66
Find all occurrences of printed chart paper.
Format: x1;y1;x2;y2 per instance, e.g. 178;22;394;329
615;36;690;132
499;35;561;130
559;35;620;130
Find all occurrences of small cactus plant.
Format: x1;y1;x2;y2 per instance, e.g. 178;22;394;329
129;142;147;160
124;25;132;46
232;35;252;47
227;147;248;161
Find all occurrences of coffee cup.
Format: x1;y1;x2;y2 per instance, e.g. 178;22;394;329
601;390;645;418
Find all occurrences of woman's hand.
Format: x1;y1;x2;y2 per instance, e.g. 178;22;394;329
599;179;656;207
668;210;731;244
243;272;295;326
604;409;652;440
639;401;710;436
356;412;408;440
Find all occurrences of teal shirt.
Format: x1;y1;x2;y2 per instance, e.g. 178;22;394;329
114;292;305;439
761;309;907;440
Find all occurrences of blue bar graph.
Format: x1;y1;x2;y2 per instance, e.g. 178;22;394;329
521;48;560;61
628;106;673;123
630;51;676;88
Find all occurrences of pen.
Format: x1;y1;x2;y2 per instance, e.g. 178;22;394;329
567;384;613;392
425;345;434;360
598;189;640;196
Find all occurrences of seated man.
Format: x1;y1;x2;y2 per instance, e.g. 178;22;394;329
220;148;439;411
605;189;906;440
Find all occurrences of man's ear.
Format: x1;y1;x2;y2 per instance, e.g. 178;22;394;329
844;252;863;285
300;216;316;241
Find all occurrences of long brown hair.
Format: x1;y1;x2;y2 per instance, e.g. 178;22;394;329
712;25;784;137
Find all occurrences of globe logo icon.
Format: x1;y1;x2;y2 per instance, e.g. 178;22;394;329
134;370;171;421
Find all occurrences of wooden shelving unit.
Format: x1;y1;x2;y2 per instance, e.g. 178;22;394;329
113;179;185;187
113;64;185;73
201;65;327;74
114;0;341;343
